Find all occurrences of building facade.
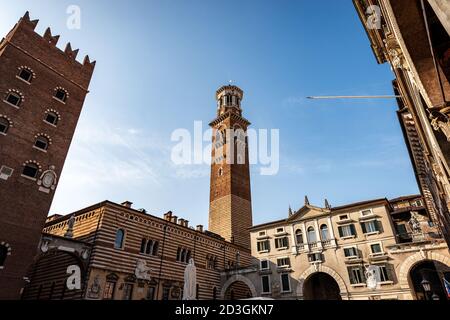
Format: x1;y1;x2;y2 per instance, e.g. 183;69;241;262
353;0;450;247
242;195;450;300
22;201;253;300
0;12;95;299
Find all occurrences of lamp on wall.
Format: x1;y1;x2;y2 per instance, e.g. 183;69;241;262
421;278;431;293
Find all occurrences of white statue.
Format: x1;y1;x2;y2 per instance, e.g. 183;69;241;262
408;212;422;234
365;265;381;290
183;258;197;300
135;259;152;281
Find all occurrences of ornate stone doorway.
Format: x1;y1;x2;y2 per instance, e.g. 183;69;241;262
303;272;342;300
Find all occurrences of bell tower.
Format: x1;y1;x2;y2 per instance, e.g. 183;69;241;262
208;85;252;249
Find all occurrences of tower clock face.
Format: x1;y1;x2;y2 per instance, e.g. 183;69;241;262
42;172;54;188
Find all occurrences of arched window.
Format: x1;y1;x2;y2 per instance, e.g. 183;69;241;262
140;239;146;253
307;227;316;243
5;91;22;107
152;241;159;256
186;250;191;263
114;229;125;249
218;168;223;177
22;163;39;178
0;117;10;134
54;88;68;103
34;135;49;151
180;249;186;262
44;111;59;126
145;240;153;255
17;67;34;83
0;245;8;267
320;224;329;240
295;229;304;244
176;247;181;261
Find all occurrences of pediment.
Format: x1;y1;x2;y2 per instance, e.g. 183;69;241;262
287;205;330;222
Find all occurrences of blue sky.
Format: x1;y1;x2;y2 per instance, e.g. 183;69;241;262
0;1;419;227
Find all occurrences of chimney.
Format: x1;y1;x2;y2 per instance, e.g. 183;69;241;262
178;218;185;226
121;201;133;208
164;211;172;221
184;220;189;228
171;215;178;224
196;225;204;232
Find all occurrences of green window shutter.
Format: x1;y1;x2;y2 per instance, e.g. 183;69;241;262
361;222;367;234
385;263;396;282
376;220;383;233
347;267;356;284
358;267;366;282
350;224;356;236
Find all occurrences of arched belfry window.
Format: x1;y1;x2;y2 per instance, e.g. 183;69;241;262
295;229;304;244
307;227;316;243
320;224;329;241
54;87;69;103
145;239;153;254
114;229;125;249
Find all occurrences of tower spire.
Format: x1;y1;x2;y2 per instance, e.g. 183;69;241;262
305;195;310;206
325;199;331;209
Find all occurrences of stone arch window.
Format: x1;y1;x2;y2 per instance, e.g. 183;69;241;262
44;109;61;126
152;241;159;256
17;66;36;83
218;167;223;177
4;89;24;107
307;226;317;243
176;247;181;261
295;229;304;244
186;250;192;263
22;160;42;179
0;115;12;134
34;134;52;151
140;239;146;253
0;242;11;268
215;128;226;146
54;87;69;103
114;229;125;249
320;224;329;241
180;248;186;262
145;239;153;255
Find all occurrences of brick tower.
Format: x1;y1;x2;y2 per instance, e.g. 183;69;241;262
208;85;253;249
0;12;95;299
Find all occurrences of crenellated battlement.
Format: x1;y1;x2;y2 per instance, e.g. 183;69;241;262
2;12;95;88
19;12;95;68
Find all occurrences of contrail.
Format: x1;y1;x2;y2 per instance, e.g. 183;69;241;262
306;95;400;99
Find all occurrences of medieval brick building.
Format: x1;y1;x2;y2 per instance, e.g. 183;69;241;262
0;12;95;299
21;84;256;300
209;85;253;249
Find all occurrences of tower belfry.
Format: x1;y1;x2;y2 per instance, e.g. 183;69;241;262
208;85;253;249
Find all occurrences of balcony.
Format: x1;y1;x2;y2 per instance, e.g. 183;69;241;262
321;238;336;248
387;232;446;254
396;231;442;244
309;241;322;251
